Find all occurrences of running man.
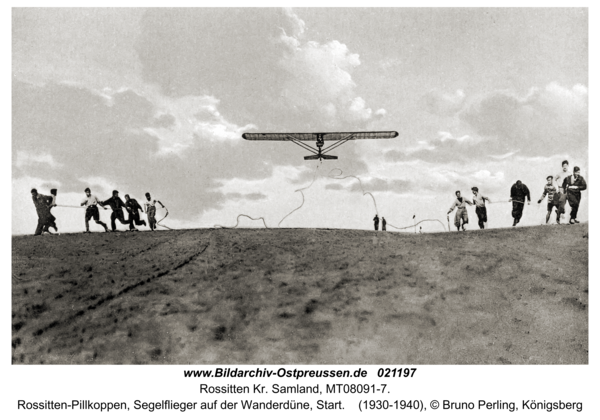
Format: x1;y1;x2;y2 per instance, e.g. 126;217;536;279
554;160;572;221
509;180;531;226
124;194;146;231
31;188;53;236
471;186;490;229
144;192;165;231
382;217;387;231
43;188;58;234
80;188;109;233
561;166;587;224
373;214;379;231
448;190;473;231
538;176;560;224
101;190;130;232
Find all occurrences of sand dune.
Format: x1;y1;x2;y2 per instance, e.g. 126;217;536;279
12;224;588;364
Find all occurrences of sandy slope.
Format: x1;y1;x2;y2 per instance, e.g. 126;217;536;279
12;224;588;364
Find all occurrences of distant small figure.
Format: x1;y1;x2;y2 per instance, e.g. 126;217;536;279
101;190;130;232
81;187;109;233
471;186;490;229
373;214;379;231
31;188;53;236
448;190;472;231
124;194;146;232
538;176;559;224
419;226;422;234
382;217;387;231
562;166;587;224
509;180;531;227
145;192;165;231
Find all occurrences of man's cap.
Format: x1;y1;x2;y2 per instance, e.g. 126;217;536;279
125;194;130;198
471;186;478;192
562;160;569;166
574;166;580;172
50;188;57;194
31;188;37;194
145;192;150;196
547;175;553;180
112;190;119;195
84;187;91;193
455;190;461;195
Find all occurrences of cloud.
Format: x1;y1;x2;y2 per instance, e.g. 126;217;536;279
385;131;480;163
460;82;588;155
15;151;61;169
278;12;386;128
326;176;412;195
424;89;466;116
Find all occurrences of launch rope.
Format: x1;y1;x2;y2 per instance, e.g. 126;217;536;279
155;207;173;230
278;162;322;227
327;168;379;215
386;219;448;232
215;214;269;229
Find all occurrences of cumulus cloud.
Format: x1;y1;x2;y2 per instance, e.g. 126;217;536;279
15;151;61;169
385;131;479;163
277;11;385;129
143;94;257;155
460;82;588;155
424;89;466;116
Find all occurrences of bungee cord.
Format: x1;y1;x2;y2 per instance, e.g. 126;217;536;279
386;219;448;232
214;214;269;229
326;168;379;215
277;162;322;227
155;207;173;230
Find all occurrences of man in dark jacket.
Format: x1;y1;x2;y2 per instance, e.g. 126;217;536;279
510;180;531;226
381;217;387;231
31;188;52;236
124;194;146;231
101;190;130;232
562;166;587;224
373;214;379;231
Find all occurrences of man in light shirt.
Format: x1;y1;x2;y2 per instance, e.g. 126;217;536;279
145;192;165;231
554;160;571;221
80;187;109;233
448;190;473;231
538;176;560;224
471;187;490;229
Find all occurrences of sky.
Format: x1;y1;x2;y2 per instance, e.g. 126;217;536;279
12;8;589;234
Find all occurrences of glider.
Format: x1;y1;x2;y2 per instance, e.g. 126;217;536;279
242;131;399;161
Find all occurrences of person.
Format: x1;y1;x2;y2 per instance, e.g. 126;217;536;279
124;194;146;231
42;188;58;234
31;188;53;236
538;176;560;224
373;214;379;231
554;160;572;221
561;166;587;224
101;190;129;232
381;217;387;231
471;186;490;229
80;187;109;233
509;180;531;226
448;190;472;231
145;192;165;231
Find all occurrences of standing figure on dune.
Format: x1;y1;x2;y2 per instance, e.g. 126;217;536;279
509;180;531;227
43;188;58;234
381;217;387;231
145;192;165;232
373;214;379;231
101;190;130;232
561;166;587;224
448;190;472;231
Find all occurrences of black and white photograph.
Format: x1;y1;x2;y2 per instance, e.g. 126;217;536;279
8;4;595;418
